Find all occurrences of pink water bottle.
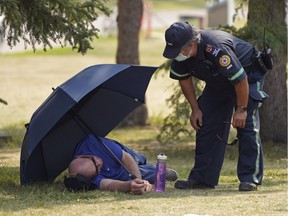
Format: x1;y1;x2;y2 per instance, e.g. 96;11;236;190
154;153;167;192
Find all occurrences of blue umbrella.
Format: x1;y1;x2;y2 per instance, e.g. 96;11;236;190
20;64;158;185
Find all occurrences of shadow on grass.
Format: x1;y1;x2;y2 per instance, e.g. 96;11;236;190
0;123;26;148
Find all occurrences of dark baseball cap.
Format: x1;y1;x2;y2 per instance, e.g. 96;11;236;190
163;22;193;59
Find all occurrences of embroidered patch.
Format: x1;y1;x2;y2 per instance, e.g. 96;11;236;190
206;45;212;52
212;48;220;57
219;55;231;67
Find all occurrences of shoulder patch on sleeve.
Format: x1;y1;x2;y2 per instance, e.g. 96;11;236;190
219;55;231;67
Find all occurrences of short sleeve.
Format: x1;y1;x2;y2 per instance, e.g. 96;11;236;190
169;60;191;80
213;46;247;85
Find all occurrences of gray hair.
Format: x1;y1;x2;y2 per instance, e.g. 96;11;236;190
181;26;201;50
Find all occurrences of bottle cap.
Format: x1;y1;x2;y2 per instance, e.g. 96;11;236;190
157;153;167;160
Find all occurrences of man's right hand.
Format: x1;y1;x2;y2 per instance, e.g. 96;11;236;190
130;178;152;195
100;178;152;195
190;108;203;131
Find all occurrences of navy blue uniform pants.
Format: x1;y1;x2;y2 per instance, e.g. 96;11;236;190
188;85;264;186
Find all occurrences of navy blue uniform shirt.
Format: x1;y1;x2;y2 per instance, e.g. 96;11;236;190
169;30;268;100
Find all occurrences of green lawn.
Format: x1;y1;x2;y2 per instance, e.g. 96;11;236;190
0;126;287;216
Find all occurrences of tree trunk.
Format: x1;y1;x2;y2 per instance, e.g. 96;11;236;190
116;0;148;126
247;0;287;144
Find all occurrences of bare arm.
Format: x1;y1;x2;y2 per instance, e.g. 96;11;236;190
99;150;153;195
179;78;202;131
121;151;142;179
233;76;249;128
100;178;152;195
179;78;199;110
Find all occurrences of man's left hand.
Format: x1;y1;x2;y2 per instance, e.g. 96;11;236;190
232;111;247;128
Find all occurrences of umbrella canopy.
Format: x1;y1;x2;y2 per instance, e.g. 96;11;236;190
20;64;158;185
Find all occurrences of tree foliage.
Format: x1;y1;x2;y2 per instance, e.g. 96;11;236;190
0;0;112;54
156;81;195;144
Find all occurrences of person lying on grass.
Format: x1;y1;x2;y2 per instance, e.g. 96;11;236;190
64;134;178;195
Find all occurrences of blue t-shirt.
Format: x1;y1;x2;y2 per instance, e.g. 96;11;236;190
73;135;132;187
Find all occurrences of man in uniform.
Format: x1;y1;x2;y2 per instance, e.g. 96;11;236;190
162;22;268;191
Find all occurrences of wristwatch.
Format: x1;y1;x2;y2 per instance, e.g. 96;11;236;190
235;105;247;113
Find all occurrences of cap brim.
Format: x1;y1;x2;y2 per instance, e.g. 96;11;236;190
163;45;181;59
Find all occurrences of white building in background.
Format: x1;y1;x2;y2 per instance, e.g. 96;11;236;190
207;0;235;28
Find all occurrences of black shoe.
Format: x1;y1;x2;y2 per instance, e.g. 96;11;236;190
174;179;215;189
239;182;257;191
166;169;179;181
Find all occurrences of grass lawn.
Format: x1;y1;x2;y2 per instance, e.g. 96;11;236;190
0;126;287;216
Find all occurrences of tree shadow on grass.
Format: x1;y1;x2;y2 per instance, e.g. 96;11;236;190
0;123;26;148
